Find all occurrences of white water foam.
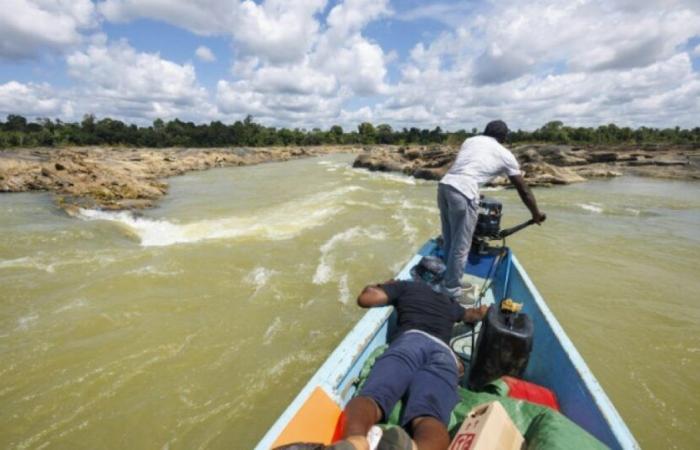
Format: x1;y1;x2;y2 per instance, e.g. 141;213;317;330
399;199;439;214
343;200;383;210
16;314;39;331
127;265;182;277
0;257;56;273
318;160;348;172
78;186;362;247
53;299;88;314
338;274;351;304
354;168;420;185
244;267;277;295
392;212;417;240
578;203;604;214
312;226;387;285
263;317;282;345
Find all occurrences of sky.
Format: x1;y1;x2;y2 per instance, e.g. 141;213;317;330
1;0;699;131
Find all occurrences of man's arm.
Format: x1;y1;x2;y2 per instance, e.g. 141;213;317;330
463;305;490;324
509;174;546;224
356;284;391;308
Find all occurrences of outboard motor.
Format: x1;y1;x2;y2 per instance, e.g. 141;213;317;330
472;197;503;254
474;197;503;239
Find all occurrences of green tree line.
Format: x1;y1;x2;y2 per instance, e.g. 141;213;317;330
1;114;698;148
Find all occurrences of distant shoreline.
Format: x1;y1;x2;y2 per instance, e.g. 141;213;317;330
1;144;698;213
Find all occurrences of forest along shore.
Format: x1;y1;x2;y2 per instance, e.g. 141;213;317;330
354;143;700;187
0;146;361;213
0;143;698;213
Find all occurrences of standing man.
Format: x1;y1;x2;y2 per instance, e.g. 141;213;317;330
438;120;545;302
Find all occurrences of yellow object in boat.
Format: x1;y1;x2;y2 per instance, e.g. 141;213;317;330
501;298;523;313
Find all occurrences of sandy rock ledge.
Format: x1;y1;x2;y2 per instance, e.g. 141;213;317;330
0;146;360;212
352;143;700;188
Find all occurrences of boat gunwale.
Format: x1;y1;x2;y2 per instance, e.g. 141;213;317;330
509;254;640;449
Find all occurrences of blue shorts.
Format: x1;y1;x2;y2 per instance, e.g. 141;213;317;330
359;331;459;427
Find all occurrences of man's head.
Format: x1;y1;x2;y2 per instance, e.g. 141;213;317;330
483;120;509;143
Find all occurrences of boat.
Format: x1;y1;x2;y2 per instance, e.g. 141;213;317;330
256;232;639;449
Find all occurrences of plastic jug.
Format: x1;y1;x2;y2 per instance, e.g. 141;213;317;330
468;304;534;390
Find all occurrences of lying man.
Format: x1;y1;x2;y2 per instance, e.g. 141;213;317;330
338;278;489;450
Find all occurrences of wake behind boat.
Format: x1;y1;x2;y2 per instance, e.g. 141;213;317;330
256;197;639;449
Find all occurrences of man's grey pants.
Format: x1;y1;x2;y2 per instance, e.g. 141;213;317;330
437;183;478;297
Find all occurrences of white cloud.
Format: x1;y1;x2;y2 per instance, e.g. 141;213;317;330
325;0;391;39
248;61;337;96
472;43;534;86
0;81;73;118
213;0;392;124
0;0;96;59
65;37;214;121
3;0;699;129
373;52;700;129
97;0;391;94
195;45;216;62
216;79;347;127
313;0;391;95
315;34;388;95
398;0;700;83
217;57;343;126
99;0;327;64
233;0;327;64
396;2;475;28
98;0;237;35
374;0;700;128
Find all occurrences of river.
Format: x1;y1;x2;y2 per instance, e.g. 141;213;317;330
1;154;698;449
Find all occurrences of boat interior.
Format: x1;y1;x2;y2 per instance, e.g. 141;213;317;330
258;238;637;449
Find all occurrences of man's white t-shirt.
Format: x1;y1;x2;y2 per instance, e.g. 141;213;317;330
439;135;521;200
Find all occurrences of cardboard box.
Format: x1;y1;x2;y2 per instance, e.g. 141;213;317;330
448;401;524;450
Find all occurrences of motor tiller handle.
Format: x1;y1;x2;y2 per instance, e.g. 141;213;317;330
497;213;546;239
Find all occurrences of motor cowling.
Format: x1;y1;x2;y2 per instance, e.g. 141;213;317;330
474;197;503;239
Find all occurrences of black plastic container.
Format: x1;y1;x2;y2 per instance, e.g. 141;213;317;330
468;305;534;390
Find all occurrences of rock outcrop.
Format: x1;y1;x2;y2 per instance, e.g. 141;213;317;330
0;146;360;212
352;143;699;187
1;143;697;213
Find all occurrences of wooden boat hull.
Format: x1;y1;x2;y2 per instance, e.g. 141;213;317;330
256;240;639;449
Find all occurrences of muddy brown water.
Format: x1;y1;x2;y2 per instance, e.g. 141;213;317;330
1;154;699;449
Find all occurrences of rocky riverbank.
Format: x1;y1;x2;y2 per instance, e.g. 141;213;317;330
353;143;700;187
0;146;360;213
1;144;698;212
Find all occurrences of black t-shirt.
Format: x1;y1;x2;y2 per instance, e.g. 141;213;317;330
381;280;467;345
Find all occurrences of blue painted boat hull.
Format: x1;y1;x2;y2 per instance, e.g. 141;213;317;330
256;240;639;449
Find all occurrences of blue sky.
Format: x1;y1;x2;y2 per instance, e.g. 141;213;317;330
0;0;699;130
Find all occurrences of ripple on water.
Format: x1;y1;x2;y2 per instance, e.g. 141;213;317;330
312;226;387;285
263;317;282;345
16;314;39;331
